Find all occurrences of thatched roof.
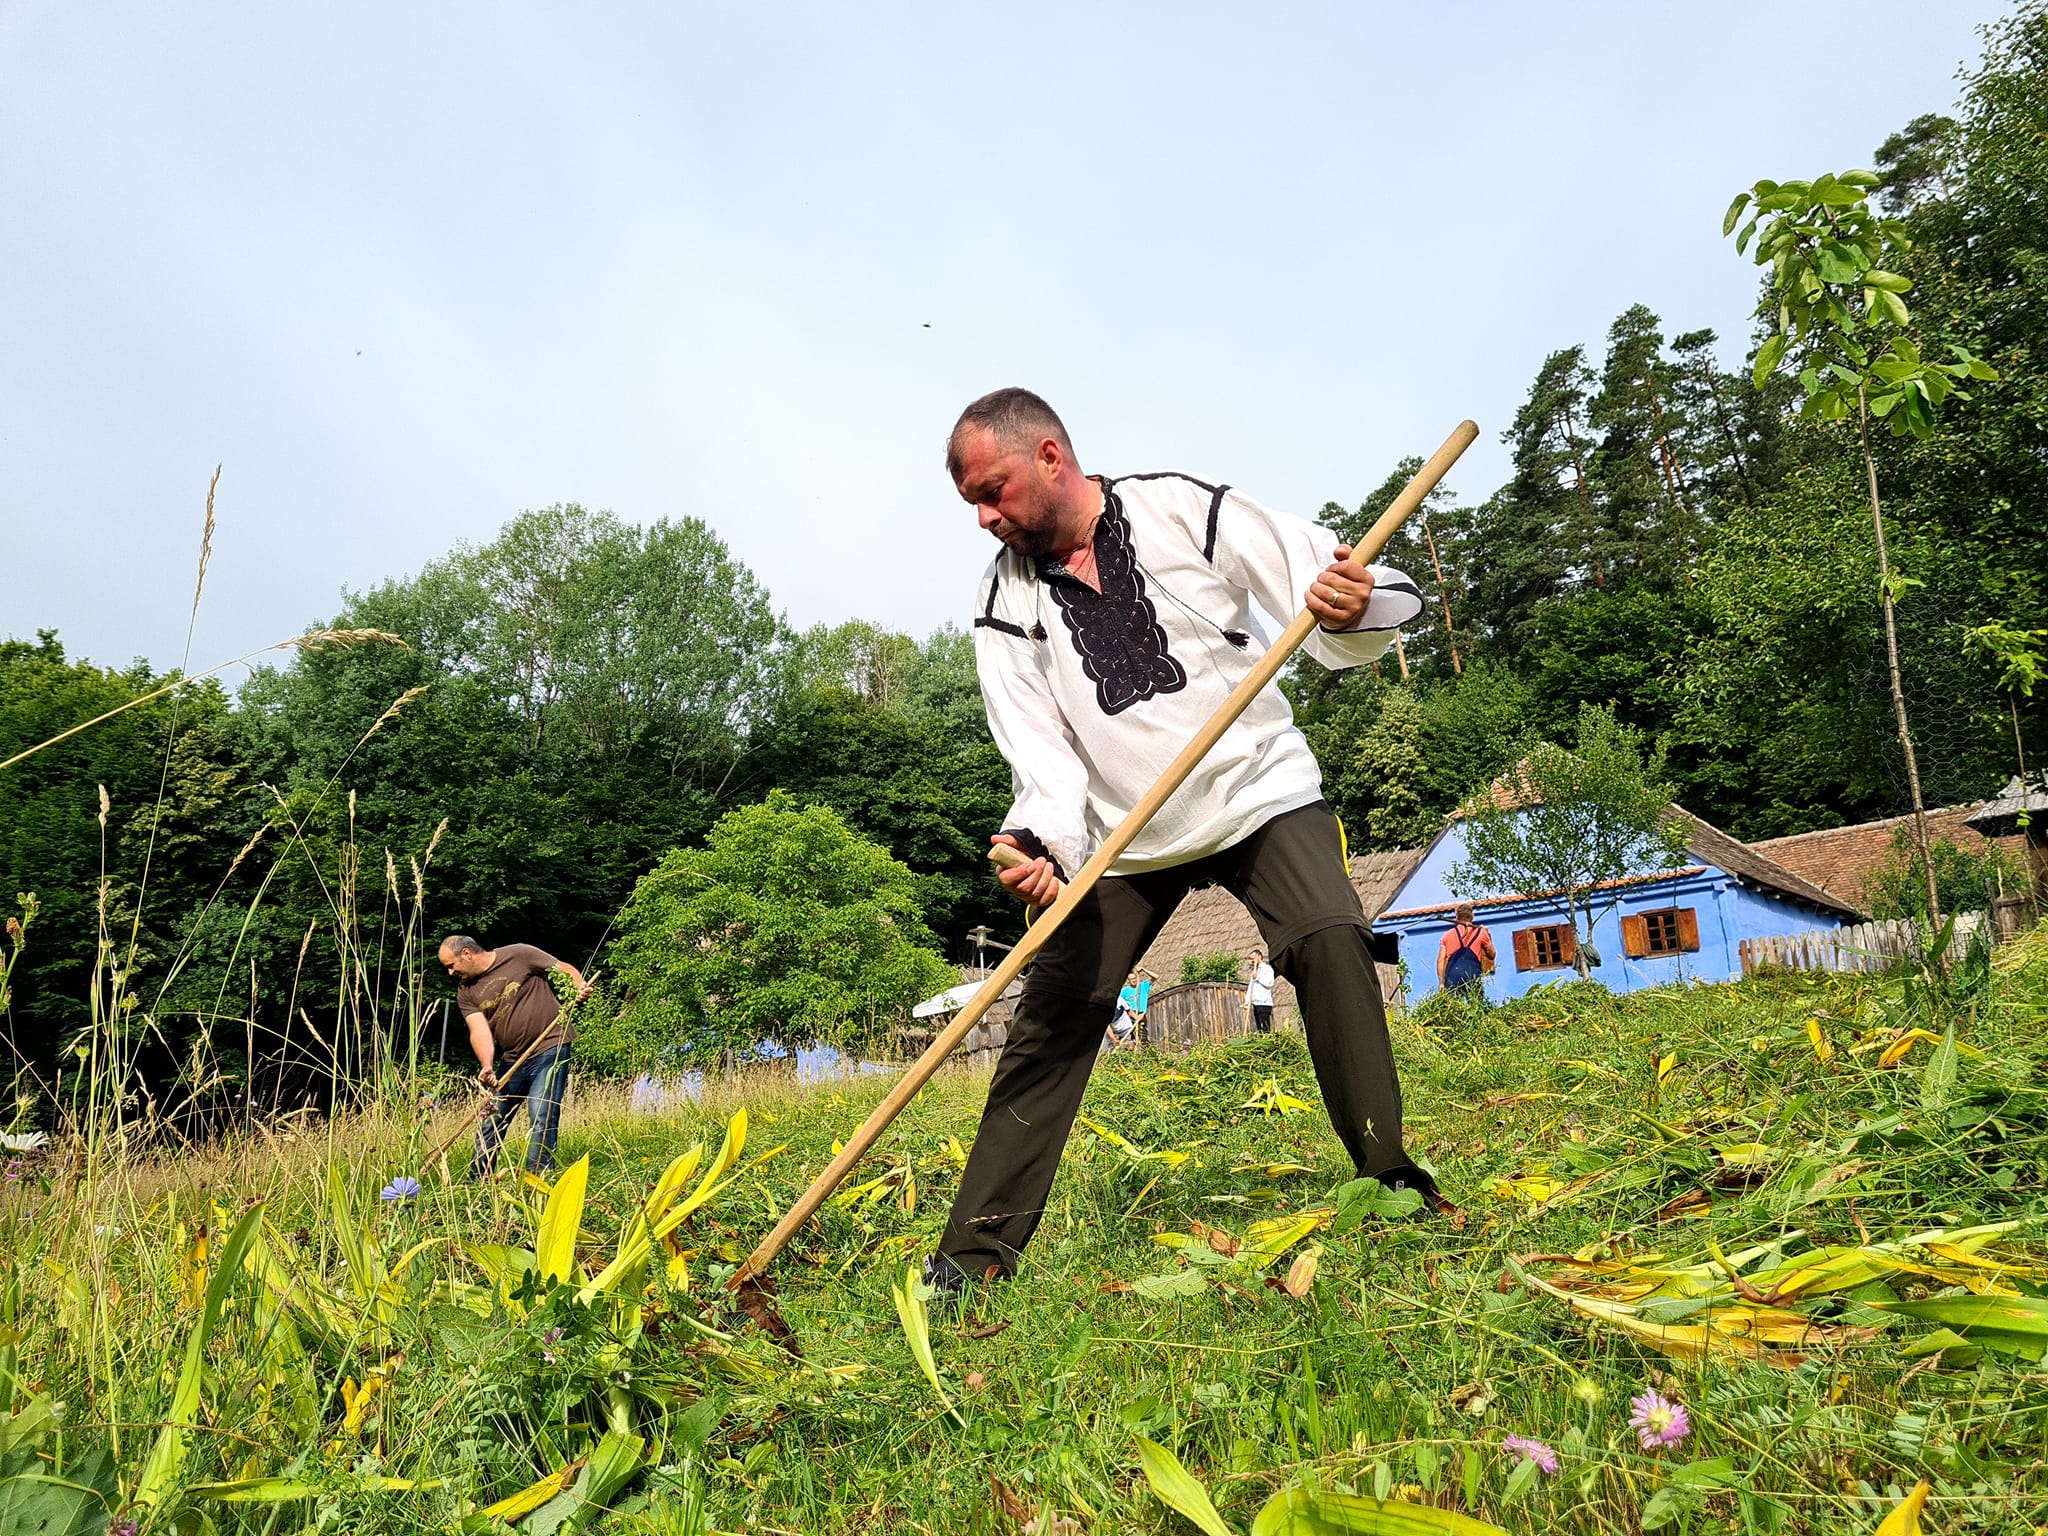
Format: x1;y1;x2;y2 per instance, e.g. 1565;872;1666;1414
1134;848;1425;997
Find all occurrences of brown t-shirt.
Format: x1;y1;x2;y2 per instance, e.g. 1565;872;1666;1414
458;943;574;1059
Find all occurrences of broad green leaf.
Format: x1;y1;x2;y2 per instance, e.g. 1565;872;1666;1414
575;1430;645;1527
536;1154;591;1285
1752;333;1788;391
1862;269;1911;292
1249;1485;1514;1535
1721;191;1750;237
1501;1455;1539;1504
1133;1268;1211;1299
891;1267;964;1427
0;1463;116;1536
1917;1026;1958;1115
327;1164;385;1303
1332;1178;1424;1235
1134;1435;1234;1536
1873;1293;2048;1360
134;1205;266;1507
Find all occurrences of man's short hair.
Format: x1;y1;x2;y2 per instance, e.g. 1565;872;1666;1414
945;387;1075;481
1453;903;1476;923
440;934;483;955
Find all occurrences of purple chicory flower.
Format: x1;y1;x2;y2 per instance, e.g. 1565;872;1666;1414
1502;1434;1560;1475
1628;1388;1691;1450
379;1175;421;1203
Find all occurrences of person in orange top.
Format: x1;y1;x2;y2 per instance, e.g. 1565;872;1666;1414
1436;903;1495;996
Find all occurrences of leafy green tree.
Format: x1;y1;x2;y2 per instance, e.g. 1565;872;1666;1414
1589;304;1697;583
729;684;1012;945
605;791;955;1068
1727;169;1999;919
1961;620;2046;793
0;633;248;1085
1448;705;1690;975
1353;687;1434;848
1179;952;1242;985
1866;826;2027;922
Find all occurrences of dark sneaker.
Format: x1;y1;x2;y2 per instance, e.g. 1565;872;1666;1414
922;1254;1003;1316
1375;1163;1460;1220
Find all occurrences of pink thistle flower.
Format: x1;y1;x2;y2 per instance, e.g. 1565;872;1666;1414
1502;1434;1559;1475
1628;1388;1690;1450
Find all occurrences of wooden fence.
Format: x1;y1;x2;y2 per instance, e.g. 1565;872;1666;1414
1143;981;1266;1050
1737;912;1986;977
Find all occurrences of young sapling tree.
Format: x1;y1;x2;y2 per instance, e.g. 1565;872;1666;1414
1449;706;1690;977
1725;170;1998;924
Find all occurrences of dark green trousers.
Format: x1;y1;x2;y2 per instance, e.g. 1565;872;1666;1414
938;800;1408;1277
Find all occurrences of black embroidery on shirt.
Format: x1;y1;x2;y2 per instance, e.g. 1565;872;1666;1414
1039;484;1188;716
1109;471;1232;564
1345;579;1424;632
975;563;1034;639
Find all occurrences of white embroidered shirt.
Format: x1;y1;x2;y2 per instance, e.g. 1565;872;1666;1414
973;472;1423;877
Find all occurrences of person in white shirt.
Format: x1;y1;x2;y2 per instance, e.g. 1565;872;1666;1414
928;388;1448;1300
1246;947;1277;1033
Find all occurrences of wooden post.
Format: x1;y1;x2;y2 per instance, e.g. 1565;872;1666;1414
729;422;1482;1288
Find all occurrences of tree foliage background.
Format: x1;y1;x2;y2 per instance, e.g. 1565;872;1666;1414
2;9;2042;1111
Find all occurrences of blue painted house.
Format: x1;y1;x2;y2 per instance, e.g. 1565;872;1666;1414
1375;803;1862;1006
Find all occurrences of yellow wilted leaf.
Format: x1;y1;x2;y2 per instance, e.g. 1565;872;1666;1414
1874;1479;1929;1535
535;1155;590;1285
1243;1210;1330;1270
1657;1052;1678;1087
1805;1017;1834;1064
892;1266;964;1428
479;1457;585;1521
1878;1029;1942;1068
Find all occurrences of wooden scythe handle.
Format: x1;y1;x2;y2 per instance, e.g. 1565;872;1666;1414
729;420;1479;1287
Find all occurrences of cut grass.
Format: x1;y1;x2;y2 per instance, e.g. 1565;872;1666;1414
6;941;2048;1534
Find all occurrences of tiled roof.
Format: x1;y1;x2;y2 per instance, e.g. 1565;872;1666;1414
1752;803;2021;908
1670;808;1863;919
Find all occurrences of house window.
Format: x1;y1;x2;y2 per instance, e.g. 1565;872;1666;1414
1512;923;1576;972
1622;908;1701;958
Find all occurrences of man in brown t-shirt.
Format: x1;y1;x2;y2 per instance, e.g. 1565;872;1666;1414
440;935;590;1174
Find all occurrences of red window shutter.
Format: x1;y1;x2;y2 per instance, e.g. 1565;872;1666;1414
1621;915;1649;958
1512;928;1533;971
1676;907;1701;951
1558;926;1578;966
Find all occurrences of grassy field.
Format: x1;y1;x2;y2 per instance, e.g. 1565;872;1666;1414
6;927;2048;1535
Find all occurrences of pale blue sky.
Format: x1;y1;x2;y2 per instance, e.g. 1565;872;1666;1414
1;2;2005;676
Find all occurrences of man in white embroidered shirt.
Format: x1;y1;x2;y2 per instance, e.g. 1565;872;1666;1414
930;387;1445;1301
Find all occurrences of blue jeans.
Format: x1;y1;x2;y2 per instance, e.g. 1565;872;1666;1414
474;1042;571;1174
